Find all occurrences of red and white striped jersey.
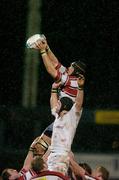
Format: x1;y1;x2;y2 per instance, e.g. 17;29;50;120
55;63;78;102
18;168;38;180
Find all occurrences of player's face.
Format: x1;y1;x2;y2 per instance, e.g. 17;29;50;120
8;169;19;180
93;170;104;180
67;65;74;75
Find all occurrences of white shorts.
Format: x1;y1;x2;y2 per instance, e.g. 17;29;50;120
47;152;69;175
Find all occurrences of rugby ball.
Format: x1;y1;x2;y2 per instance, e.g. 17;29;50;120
26;34;46;49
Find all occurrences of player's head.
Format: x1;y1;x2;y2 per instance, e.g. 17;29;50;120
31;155;47;173
57;97;74;114
68;60;86;77
92;166;109;180
1;168;19;180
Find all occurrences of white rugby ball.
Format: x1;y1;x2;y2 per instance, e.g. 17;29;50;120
26;34;45;49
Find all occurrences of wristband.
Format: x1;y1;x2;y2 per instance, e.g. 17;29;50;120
78;86;84;90
40;50;46;55
51;88;58;93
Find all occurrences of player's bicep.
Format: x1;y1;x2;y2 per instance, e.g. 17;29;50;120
55;65;67;83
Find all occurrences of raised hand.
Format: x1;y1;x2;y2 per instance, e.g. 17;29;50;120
35;39;48;52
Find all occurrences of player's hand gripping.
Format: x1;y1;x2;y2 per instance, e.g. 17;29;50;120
35;38;48;52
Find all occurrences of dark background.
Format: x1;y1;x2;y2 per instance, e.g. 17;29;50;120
0;0;119;173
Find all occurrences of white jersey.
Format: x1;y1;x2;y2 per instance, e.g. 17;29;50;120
51;104;82;152
47;104;83;175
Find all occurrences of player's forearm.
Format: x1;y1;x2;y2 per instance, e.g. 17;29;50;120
40;52;57;78
70;158;86;177
23;151;34;171
46;48;59;68
75;90;84;112
75;75;85;111
41;52;57;78
50;91;58;109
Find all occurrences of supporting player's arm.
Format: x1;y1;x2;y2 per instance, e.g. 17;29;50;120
22;150;34;171
69;157;86;177
75;75;85;112
50;82;61;110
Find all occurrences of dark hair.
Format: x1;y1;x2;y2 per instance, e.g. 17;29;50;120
71;60;86;77
59;97;74;113
31;156;44;173
1;169;11;180
79;163;92;175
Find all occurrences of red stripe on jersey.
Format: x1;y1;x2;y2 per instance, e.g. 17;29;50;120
61;76;78;97
20;169;37;180
29;169;37;176
62;88;78;97
55;70;62;82
55;62;62;70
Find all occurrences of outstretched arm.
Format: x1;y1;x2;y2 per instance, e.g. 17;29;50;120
46;43;59;68
37;40;57;78
35;39;59;78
